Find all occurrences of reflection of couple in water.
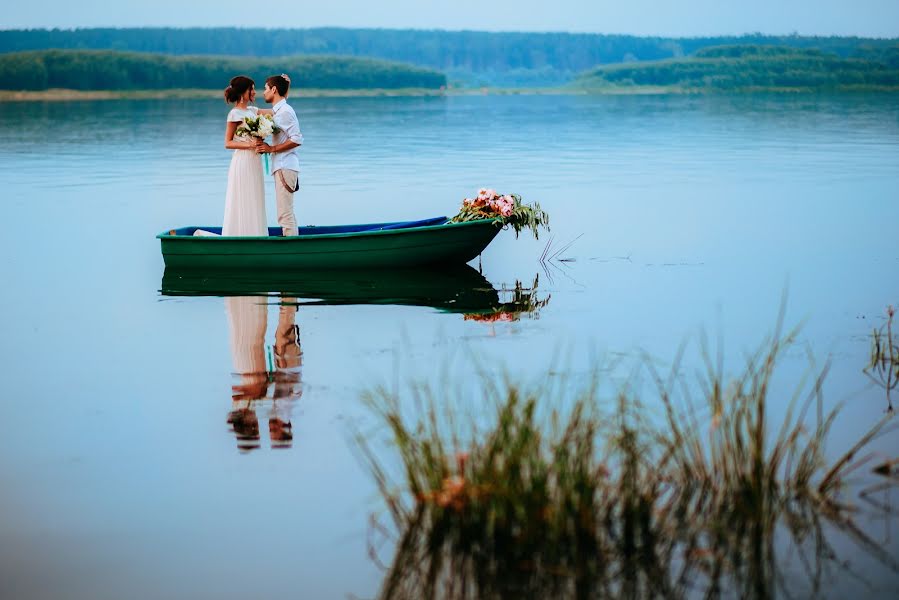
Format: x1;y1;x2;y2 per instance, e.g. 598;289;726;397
225;296;302;451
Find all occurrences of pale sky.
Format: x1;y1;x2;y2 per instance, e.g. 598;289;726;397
3;0;898;38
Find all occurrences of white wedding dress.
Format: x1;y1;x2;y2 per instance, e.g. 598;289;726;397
226;296;268;380
223;106;267;236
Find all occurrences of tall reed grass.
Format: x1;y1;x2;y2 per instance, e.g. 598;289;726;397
356;316;897;599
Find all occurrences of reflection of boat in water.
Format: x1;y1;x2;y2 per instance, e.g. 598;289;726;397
162;264;503;313
157;217;502;270
162;264;550;318
168;266;549;451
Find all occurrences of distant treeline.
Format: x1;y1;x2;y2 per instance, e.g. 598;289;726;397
0;50;446;91
578;45;899;90
2;27;898;86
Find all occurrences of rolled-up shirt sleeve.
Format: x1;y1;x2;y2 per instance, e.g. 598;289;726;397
276;110;303;146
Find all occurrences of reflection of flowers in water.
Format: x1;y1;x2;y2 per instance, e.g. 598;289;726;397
463;276;550;323
464;312;516;323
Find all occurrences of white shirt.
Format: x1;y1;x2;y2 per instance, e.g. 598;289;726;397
271;99;302;173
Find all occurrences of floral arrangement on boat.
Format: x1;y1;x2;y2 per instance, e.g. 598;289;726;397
235;114;279;139
449;188;549;239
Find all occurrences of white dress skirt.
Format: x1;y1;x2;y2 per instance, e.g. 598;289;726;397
226;296;268;388
223;107;267;236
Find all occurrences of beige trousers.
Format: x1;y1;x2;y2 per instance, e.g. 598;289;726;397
274;169;299;236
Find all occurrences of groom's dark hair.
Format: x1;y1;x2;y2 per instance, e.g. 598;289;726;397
266;75;290;97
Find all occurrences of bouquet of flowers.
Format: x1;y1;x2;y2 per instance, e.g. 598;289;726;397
449;188;549;239
236;114;278;139
236;114;279;173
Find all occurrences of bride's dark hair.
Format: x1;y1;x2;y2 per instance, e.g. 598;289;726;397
224;75;255;104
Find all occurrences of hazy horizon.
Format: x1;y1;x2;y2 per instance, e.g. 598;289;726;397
4;1;899;38
3;25;899;40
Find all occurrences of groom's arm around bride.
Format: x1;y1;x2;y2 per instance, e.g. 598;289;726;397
256;74;303;237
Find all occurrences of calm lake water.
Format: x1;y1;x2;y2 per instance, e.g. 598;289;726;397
1;93;898;598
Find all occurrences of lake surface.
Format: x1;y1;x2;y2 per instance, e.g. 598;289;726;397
1;93;898;598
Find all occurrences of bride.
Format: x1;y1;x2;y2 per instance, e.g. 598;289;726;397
222;76;271;236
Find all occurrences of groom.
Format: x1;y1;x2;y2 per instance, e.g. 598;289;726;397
256;74;303;236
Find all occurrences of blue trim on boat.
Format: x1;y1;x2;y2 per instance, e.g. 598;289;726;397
158;216;451;239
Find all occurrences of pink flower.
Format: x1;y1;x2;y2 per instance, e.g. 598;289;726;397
466;189;518;217
477;188;497;202
486;196;514;217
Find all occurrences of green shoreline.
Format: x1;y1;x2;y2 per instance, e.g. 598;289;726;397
2;84;898;102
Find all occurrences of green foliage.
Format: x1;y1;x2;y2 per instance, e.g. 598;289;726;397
694;44;830;59
578;44;899;91
0;49;446;91
851;44;899;69
2;28;897;87
0;53;48;89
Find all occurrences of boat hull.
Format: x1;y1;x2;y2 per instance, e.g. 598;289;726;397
157;218;502;270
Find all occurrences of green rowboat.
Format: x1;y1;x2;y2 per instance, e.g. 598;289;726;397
157;216;502;270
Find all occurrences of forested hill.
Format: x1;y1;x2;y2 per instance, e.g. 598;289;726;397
2;28;897;86
577;45;899;91
0;50;447;91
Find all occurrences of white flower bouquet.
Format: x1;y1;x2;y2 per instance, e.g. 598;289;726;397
236;114;278;139
236;114;279;173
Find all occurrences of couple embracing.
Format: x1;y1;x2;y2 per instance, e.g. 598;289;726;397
223;74;303;237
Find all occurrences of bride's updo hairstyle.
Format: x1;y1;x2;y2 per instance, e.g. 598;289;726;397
224;75;255;104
